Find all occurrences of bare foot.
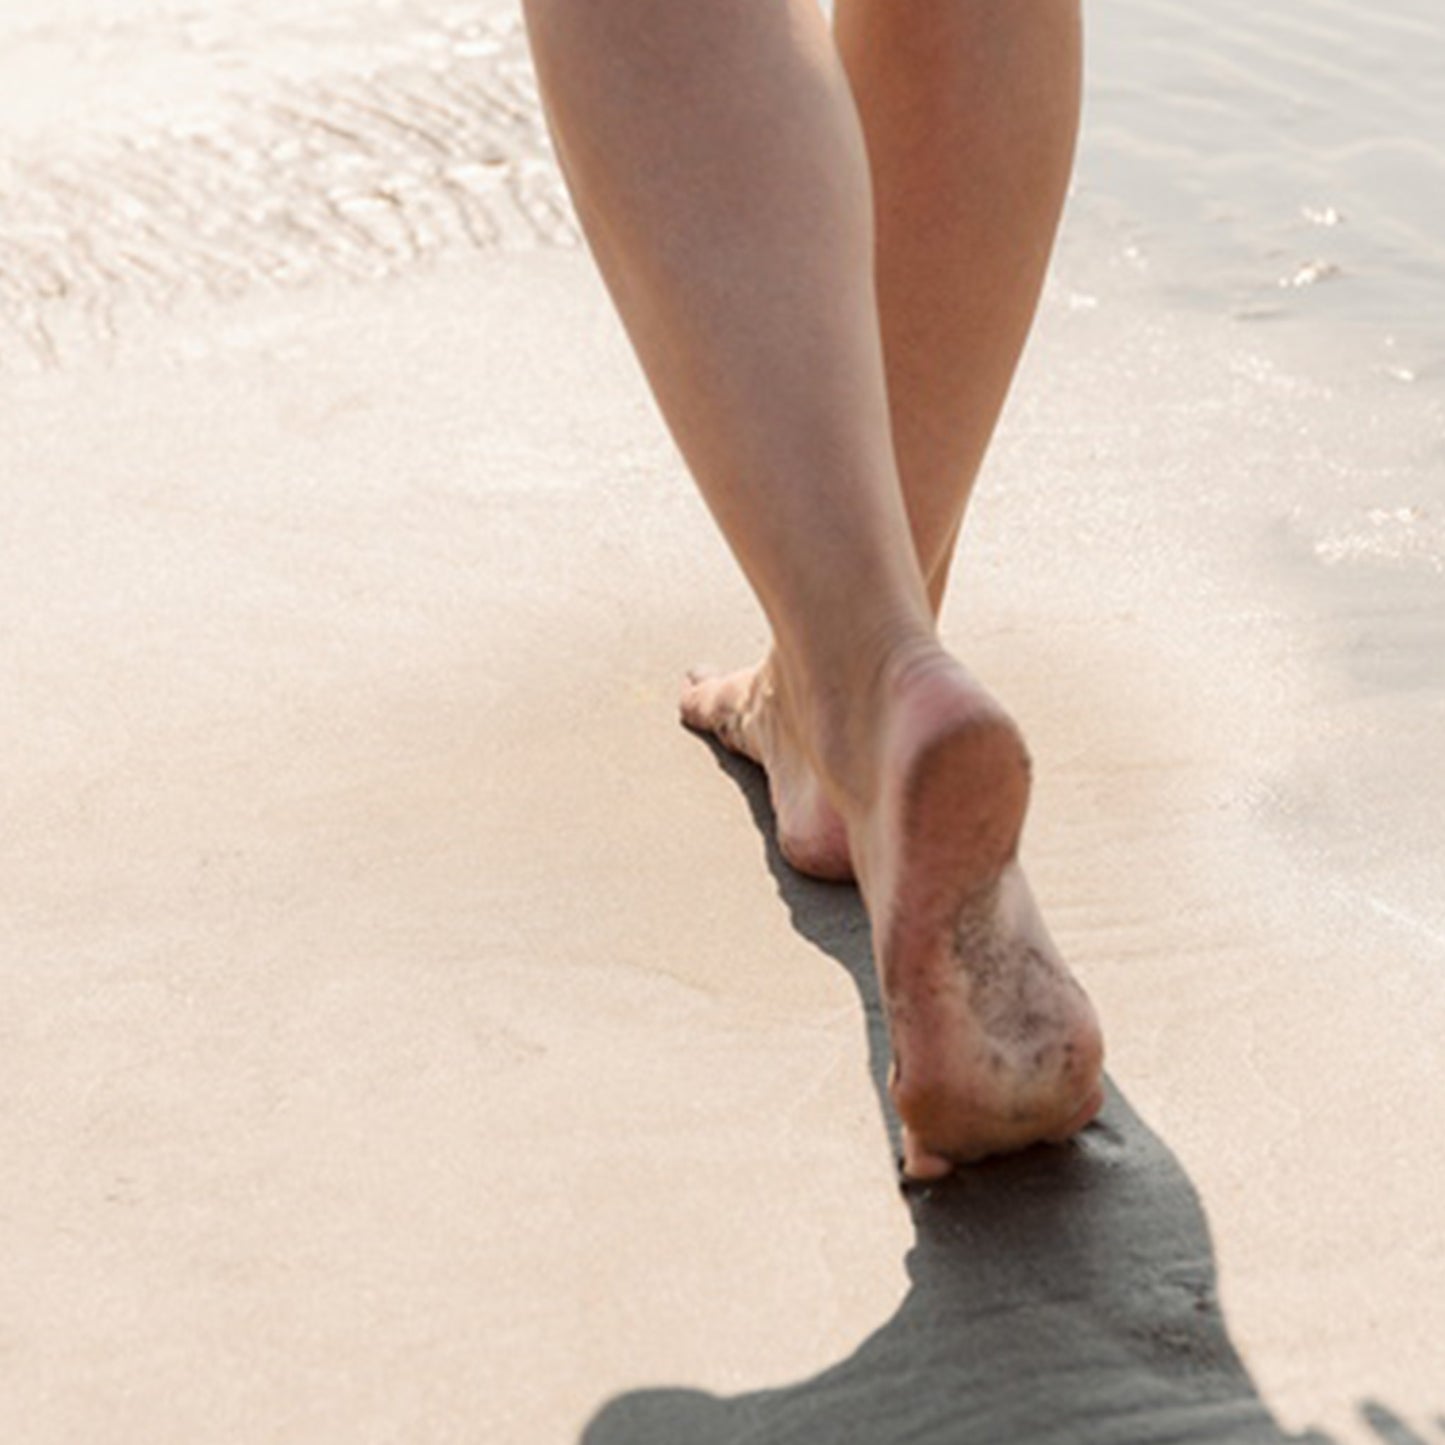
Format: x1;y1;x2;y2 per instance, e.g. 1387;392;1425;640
682;643;1104;1176
852;652;1104;1177
680;656;853;881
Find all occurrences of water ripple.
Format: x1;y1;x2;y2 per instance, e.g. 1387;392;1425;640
0;6;576;367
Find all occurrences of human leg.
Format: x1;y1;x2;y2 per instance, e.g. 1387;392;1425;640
524;0;928;767
522;0;1102;1172
835;0;1083;610
685;2;1084;869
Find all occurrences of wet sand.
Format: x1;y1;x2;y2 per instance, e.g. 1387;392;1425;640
3;3;1444;1443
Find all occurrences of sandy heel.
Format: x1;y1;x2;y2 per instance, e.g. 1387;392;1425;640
867;670;1103;1169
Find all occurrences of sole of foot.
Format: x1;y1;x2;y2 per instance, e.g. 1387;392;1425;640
681;648;1104;1179
855;657;1105;1179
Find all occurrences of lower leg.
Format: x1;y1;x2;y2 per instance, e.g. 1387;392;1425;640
826;8;1101;1176
523;0;931;808
686;4;1083;873
836;0;1083;610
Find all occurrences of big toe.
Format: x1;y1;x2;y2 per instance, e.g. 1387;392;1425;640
679;666;749;740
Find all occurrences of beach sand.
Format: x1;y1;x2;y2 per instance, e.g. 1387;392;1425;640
3;3;1443;1442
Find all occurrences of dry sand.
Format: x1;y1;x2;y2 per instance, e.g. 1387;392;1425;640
3;4;1444;1443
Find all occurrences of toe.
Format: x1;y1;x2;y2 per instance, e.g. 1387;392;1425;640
679;666;756;754
901;1128;956;1183
678;669;727;732
679;667;718;728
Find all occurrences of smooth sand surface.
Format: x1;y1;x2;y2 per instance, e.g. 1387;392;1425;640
4;4;1445;1443
4;250;1442;1444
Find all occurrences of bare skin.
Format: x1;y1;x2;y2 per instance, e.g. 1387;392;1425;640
523;0;1103;1177
683;650;1104;1176
684;1;1087;888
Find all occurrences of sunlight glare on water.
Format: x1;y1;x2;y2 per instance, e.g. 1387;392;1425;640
0;0;1439;377
1080;0;1445;365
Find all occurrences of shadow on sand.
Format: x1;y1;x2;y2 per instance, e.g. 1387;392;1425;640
579;742;1437;1445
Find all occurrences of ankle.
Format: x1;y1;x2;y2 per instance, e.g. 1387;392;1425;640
777;621;942;813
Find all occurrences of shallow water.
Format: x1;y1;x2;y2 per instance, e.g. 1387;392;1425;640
0;0;572;365
1079;0;1445;383
0;0;1439;381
